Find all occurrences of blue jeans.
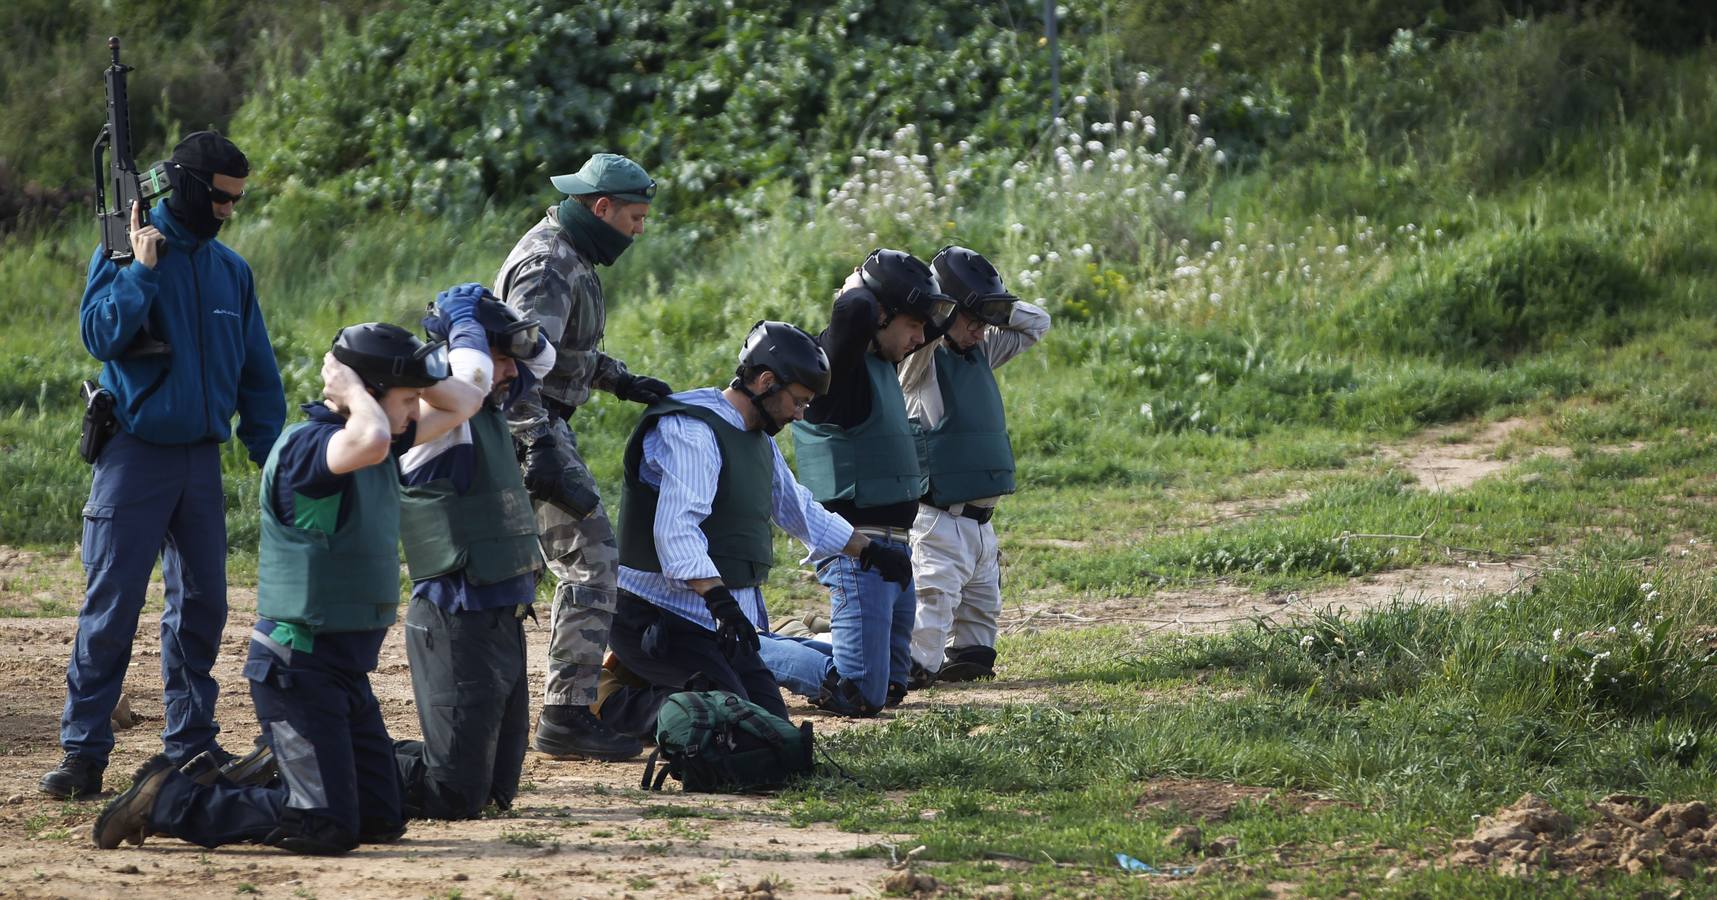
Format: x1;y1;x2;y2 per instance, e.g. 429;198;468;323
63;431;229;765
757;634;837;699
818;539;915;709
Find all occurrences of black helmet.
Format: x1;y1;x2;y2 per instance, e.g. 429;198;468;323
423;292;542;359
737;320;831;396
858;248;954;326
931;245;1017;326
331;322;450;394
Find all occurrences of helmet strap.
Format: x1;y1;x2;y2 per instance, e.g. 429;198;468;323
732;371;788;434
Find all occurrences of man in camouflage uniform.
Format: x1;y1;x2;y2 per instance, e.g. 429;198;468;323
495;153;672;760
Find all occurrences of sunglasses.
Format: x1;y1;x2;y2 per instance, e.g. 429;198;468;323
176;165;246;205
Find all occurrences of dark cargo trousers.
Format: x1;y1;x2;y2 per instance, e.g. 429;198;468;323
148;635;404;852
64;431;229;765
394;597;530;820
599;592;789;739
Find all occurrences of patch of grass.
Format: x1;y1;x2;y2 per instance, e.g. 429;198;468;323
787;556;1717;895
498;829;557;850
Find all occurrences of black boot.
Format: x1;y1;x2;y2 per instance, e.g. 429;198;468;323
937;645;997;682
40;753;105;799
906;660;938;690
810;671;879;717
534;704;642;761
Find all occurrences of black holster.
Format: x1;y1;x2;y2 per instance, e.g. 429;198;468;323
78;380;119;464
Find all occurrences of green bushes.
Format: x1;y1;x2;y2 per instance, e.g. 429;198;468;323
0;0;385;220
231;0;1115;222
1344;228;1653;365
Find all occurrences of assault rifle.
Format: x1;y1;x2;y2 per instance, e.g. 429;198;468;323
90;36;171;357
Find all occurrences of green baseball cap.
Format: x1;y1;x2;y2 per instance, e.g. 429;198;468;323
549;153;657;203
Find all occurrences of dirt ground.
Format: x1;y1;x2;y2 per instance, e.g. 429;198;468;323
0;602;915;900
0;421;1636;897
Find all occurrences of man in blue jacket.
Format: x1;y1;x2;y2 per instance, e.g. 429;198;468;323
44;131;286;799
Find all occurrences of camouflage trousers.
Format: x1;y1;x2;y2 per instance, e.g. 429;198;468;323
533;419;618;707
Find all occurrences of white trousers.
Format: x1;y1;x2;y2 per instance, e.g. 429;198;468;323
908;503;1002;670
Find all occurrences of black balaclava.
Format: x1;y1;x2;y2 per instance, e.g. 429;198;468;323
166;131;250;241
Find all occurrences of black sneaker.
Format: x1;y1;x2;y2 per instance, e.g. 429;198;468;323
534;704;642;761
40;754;105;799
92;754;175;849
885;681;908;708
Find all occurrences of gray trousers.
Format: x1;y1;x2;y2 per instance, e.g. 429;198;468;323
395;597;529;820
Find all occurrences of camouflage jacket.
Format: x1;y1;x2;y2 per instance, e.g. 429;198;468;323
495;207;630;441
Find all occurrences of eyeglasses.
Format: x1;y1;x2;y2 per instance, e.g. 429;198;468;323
175;165;246;205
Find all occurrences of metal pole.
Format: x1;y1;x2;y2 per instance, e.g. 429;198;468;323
1044;0;1059;134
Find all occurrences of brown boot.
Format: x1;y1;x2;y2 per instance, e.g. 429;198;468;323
92;755;176;849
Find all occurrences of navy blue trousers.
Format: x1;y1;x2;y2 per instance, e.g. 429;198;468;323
64;430;228;765
150;635;403;852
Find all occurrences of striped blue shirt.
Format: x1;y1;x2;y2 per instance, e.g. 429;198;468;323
618;388;854;630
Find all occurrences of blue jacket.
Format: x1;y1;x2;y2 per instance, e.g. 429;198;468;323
79;203;286;465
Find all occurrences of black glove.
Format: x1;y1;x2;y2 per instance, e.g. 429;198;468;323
522;437;561;499
702;586;760;659
859;541;914;587
523;437;599;519
615;371;672;405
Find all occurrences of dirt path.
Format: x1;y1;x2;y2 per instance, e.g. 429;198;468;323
1002;557;1540;636
1379;416;1568;493
0;606;909;900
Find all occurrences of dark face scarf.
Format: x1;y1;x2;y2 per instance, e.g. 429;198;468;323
166;165;224;240
165;131;249;242
556;198;634;266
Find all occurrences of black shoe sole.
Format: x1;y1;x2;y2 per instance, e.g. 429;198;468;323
532;727;642;762
39;780;103;800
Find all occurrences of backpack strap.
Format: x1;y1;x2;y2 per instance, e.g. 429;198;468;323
640;748;661;791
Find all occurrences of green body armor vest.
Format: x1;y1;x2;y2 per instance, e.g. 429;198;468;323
791;354;925;507
619;398;776;588
400;405;545;585
923;344;1017;506
257;421;402;634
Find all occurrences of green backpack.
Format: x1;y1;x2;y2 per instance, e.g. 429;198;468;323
640;690;815;793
